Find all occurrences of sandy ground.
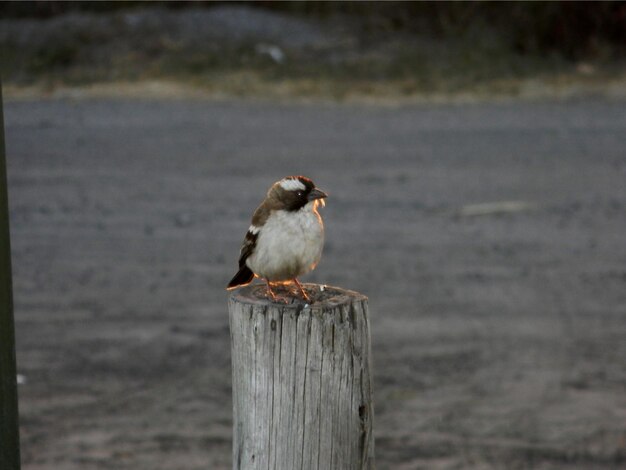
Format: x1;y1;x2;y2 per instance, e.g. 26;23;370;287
4;97;626;469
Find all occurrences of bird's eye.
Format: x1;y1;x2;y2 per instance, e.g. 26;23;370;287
296;191;304;197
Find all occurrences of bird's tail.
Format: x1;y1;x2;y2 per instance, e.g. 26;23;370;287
226;265;255;290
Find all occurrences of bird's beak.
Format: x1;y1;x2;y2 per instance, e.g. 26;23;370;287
307;188;328;201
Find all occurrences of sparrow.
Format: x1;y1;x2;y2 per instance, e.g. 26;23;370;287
227;176;328;302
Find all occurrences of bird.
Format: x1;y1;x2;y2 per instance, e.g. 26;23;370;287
226;176;327;302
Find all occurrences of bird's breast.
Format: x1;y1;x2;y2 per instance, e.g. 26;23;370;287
246;206;324;281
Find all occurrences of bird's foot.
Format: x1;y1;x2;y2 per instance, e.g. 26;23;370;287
265;281;292;304
293;278;311;302
266;292;293;304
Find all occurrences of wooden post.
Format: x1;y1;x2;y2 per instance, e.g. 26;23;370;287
229;284;374;470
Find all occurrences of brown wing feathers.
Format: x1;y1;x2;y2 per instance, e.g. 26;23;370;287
238;231;257;268
227;203;270;289
226;228;256;289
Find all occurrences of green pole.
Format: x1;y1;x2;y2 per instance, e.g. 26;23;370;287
0;81;21;468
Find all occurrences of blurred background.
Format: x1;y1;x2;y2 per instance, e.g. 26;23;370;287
2;1;625;100
2;2;626;469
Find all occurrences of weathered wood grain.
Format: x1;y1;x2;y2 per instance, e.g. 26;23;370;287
229;284;374;470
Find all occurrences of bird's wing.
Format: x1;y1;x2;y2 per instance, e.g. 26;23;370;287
238;203;271;268
238;230;258;268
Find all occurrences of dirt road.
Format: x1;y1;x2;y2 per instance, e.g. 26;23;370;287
5;97;626;469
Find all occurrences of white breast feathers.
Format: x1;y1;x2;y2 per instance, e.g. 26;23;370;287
246;201;324;282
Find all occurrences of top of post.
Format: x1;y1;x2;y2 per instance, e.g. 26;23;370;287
229;283;367;309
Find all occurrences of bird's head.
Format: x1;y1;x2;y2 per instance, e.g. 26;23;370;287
269;176;327;212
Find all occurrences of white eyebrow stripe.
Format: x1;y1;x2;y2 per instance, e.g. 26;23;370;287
248;225;260;235
279;178;306;191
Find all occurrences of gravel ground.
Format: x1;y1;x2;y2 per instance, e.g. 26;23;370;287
5;97;626;469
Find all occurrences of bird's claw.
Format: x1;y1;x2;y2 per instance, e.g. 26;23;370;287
266;292;291;304
264;280;312;304
293;279;311;302
265;282;291;304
